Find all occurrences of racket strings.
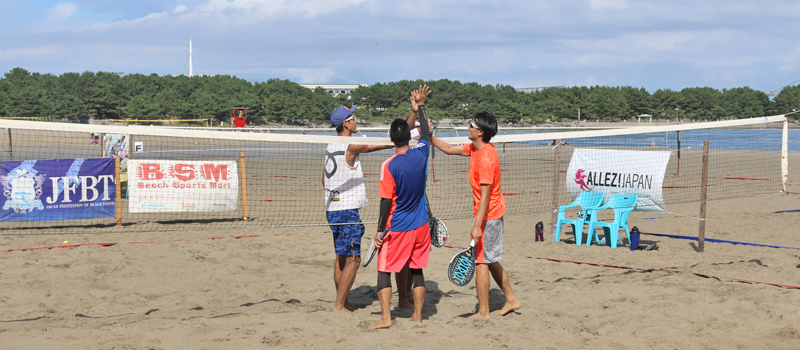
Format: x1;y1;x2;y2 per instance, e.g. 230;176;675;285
448;255;475;286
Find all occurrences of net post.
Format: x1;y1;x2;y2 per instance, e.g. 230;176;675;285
128;134;134;159
550;139;561;234
676;131;681;176
7;128;12;161
239;152;249;221
782;116;789;193
698;140;709;252
99;133;104;157
115;155;122;226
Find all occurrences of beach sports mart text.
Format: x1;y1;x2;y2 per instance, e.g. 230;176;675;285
128;160;239;213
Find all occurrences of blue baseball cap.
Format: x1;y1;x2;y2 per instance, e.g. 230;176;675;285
330;105;358;127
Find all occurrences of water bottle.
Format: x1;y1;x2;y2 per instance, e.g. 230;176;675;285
535;221;544;242
629;226;641;251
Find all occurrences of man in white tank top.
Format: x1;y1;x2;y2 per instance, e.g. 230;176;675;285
324;105;392;312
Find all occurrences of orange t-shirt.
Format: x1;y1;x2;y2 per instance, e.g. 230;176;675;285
461;142;505;220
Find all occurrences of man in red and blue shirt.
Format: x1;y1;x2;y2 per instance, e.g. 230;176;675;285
370;89;432;329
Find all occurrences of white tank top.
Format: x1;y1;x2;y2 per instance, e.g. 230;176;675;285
324;143;368;211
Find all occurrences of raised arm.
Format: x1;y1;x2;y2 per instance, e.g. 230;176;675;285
407;85;430;128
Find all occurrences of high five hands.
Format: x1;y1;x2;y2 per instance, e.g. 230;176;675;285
411;85;432;112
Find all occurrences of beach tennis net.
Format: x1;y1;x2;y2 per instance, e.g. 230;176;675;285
0;116;791;235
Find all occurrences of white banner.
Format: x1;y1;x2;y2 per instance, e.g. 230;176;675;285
566;149;670;212
128;160;239;213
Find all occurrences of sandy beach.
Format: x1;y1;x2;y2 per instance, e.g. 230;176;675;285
0;148;797;349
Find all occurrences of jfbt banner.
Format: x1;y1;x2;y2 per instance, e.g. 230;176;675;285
566;149;670;212
0;158;116;222
128;160;239;213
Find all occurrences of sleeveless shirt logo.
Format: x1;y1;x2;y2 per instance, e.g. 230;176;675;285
324;151;345;179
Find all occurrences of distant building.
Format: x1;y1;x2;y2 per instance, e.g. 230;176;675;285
299;84;367;97
516;86;566;93
761;91;780;101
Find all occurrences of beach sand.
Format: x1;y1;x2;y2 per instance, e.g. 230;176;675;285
0;152;798;349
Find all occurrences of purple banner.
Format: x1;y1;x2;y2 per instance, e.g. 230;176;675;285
0;158;116;222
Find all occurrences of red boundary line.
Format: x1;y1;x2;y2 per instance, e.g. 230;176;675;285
1;235;263;252
442;245;800;290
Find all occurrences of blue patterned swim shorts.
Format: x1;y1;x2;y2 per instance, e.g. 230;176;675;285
326;209;364;256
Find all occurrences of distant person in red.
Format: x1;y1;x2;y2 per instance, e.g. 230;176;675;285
231;110;247;132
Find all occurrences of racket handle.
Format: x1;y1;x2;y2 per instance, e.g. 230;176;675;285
469;239;475;247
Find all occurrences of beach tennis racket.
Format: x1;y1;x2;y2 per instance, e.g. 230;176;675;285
362;228;389;267
429;216;448;248
447;240;476;287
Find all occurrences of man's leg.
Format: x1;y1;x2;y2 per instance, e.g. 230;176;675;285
370;272;393;329
333;255;343;291
410;268;426;322
334;254;360;312
469;263;491;318
395;265;412;309
488;262;521;316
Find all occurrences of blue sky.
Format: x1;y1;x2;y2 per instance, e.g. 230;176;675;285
1;0;799;92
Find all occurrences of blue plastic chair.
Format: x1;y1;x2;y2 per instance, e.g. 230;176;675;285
554;192;605;246
586;194;639;248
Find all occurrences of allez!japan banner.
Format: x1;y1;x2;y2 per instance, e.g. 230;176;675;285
128;160;239;213
0;158;116;222
565;149;670;212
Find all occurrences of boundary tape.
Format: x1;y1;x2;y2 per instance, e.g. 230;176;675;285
442;244;800;290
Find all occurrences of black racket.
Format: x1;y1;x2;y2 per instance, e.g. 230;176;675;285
447;240;476;287
362;228;389;267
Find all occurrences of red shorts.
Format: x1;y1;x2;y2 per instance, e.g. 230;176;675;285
377;223;431;273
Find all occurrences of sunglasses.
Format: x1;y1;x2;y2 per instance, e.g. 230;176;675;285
344;115;355;122
468;120;478;130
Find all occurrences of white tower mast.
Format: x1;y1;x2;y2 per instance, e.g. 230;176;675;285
189;38;194;77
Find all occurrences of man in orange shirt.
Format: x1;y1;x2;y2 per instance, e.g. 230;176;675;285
429;111;521;318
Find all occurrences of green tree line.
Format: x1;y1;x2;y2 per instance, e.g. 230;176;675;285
1;67;798;125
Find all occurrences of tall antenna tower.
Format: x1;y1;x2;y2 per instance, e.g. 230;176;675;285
189;38;194;77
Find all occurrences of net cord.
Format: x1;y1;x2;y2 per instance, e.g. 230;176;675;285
0;115;786;146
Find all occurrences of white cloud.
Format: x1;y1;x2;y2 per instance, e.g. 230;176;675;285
47;2;80;20
90;0;375;30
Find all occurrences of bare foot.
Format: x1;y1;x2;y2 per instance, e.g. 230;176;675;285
467;312;490;319
495;301;522;316
410;314;422;323
333;303;359;312
369;319;392;330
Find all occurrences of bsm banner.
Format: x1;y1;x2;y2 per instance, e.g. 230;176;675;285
0;158;116;222
128;160;239;213
566;149;670;212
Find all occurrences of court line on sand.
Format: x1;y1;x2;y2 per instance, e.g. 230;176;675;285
0;234;267;252
441;244;800;290
5;234;798;290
